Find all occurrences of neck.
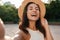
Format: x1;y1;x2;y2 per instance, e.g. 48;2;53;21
28;21;37;30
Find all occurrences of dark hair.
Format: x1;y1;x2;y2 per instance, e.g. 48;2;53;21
19;2;46;37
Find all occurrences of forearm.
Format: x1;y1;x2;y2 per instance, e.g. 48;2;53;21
45;27;54;40
41;18;54;40
0;38;4;40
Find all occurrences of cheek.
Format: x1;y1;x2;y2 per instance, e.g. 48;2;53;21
27;11;31;19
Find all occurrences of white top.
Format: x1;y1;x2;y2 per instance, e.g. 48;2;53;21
27;28;44;40
13;29;44;40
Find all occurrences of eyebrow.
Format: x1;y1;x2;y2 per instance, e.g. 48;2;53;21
29;6;39;8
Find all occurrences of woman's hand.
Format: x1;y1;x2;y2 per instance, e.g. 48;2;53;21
41;18;49;29
41;18;54;40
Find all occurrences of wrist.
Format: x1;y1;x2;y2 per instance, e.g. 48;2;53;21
45;26;50;31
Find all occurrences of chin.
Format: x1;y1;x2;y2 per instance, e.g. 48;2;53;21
28;17;39;21
30;19;38;21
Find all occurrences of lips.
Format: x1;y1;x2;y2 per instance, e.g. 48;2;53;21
31;14;37;17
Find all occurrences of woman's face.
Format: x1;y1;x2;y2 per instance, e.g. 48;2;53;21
27;3;40;21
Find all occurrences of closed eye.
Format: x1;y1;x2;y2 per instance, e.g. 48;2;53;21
35;7;39;10
29;8;33;10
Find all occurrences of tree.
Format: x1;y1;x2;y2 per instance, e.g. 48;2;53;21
45;0;60;22
0;2;19;23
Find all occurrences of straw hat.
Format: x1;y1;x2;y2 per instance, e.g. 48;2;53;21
18;0;46;20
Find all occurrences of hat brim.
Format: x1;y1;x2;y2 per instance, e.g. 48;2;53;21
18;0;46;20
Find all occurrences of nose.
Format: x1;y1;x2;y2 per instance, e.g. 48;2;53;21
33;9;36;12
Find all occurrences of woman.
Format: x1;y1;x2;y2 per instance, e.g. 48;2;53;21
13;0;53;40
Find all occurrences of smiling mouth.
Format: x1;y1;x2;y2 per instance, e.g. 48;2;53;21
31;15;37;17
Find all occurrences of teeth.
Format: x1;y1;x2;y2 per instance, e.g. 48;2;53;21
31;15;36;16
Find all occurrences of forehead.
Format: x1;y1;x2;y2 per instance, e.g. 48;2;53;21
28;3;39;8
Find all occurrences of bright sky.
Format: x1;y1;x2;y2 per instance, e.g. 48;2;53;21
1;0;49;8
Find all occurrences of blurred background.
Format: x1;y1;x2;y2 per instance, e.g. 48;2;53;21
0;0;60;40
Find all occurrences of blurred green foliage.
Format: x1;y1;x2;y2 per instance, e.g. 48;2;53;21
0;0;60;23
0;2;19;23
45;0;60;22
